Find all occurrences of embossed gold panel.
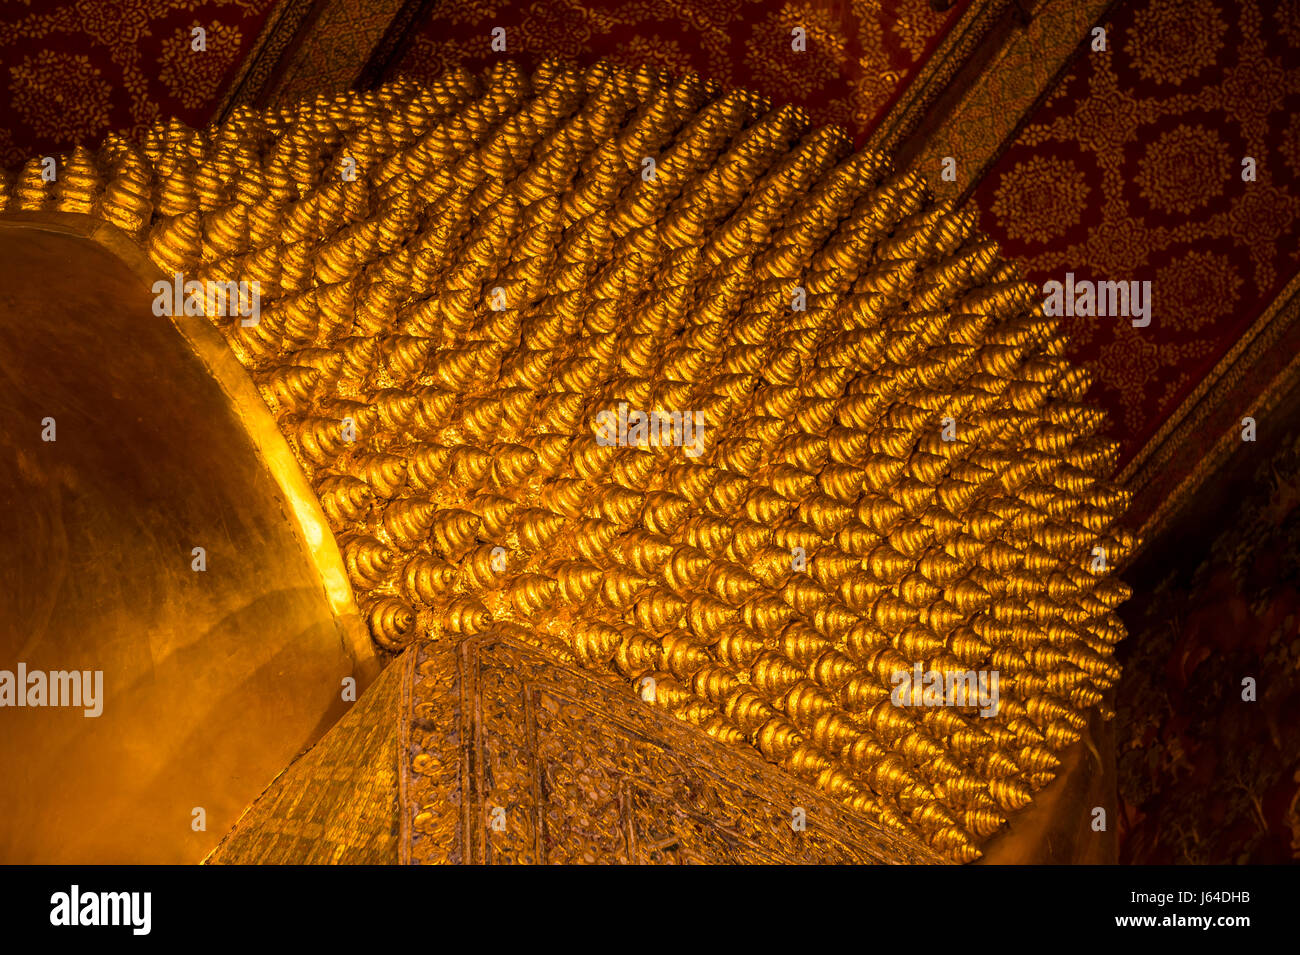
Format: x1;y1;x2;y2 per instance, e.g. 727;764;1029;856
420;634;945;864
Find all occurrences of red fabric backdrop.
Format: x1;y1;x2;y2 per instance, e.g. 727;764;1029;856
970;0;1300;465
0;0;279;168
389;0;964;146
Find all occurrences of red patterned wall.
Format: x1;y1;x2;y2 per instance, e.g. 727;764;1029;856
389;0;965;145
0;0;279;168
969;0;1300;464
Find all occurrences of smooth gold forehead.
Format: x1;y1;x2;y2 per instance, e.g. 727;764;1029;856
1;59;1135;862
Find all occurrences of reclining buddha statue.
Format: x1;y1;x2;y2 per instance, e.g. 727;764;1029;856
0;59;1133;865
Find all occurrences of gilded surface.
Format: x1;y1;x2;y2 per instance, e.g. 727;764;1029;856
402;632;944;864
209;629;944;864
206;647;404;865
0;215;375;863
2;59;1133;861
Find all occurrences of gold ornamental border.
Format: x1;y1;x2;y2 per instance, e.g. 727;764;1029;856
211;0;325;120
1119;272;1300;552
893;0;1118;203
863;0;1016;158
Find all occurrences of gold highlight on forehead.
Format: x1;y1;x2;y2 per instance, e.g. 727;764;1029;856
1;59;1136;862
